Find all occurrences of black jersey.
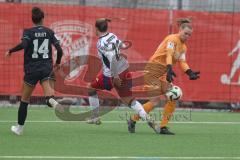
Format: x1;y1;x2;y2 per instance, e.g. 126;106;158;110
22;26;60;72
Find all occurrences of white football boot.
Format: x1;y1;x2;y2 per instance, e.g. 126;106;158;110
11;125;23;135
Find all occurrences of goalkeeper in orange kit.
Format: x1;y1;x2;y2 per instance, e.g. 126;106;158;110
128;18;200;135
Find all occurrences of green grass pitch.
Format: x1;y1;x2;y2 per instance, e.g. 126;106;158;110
0;107;240;159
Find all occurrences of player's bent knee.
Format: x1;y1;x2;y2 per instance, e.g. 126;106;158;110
128;99;135;107
127;98;135;107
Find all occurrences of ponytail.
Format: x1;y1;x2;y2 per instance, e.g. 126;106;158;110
105;18;111;22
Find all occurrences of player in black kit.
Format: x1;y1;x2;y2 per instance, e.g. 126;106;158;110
5;7;63;135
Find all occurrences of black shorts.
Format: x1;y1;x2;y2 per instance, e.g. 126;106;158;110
24;61;55;86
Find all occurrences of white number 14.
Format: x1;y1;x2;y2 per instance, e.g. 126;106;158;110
32;39;49;59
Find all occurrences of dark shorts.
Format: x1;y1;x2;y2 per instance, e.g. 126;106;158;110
90;70;132;97
24;61;55;86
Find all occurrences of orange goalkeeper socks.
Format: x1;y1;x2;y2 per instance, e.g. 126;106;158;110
143;101;155;113
160;100;176;128
131;101;154;121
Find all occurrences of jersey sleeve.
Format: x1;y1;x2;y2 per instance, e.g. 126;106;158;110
166;37;177;65
51;30;62;64
105;34;120;51
179;60;190;72
9;29;30;53
110;35;123;59
178;47;190;72
21;29;31;42
50;30;60;46
21;29;31;47
109;39;125;77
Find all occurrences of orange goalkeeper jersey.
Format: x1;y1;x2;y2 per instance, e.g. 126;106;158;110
149;34;190;72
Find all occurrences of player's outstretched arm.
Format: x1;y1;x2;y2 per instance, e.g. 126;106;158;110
179;58;200;80
6;39;29;58
185;69;200;80
165;41;176;83
5;50;11;58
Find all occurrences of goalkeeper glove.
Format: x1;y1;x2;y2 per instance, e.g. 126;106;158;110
166;64;176;83
185;69;200;80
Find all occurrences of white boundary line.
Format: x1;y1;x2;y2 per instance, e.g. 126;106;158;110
0;120;240;124
0;156;240;159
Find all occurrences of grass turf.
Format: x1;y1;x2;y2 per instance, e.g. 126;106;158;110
0;107;240;159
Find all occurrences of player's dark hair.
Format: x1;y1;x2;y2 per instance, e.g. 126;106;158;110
32;7;44;24
177;17;192;30
95;18;111;32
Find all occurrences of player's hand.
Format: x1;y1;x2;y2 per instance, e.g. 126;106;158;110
185;69;200;80
5;51;11;58
228;52;233;56
166;64;176;83
113;77;122;87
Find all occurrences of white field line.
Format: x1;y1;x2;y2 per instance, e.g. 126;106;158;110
0;120;240;124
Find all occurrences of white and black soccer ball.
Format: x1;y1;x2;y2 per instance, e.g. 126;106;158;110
165;85;183;101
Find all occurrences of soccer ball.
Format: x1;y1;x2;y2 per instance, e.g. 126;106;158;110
165;85;183;101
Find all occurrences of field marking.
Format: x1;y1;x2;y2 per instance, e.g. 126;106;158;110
0;120;240;124
0;156;240;159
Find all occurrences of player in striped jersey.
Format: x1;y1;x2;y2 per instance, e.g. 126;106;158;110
86;18;155;132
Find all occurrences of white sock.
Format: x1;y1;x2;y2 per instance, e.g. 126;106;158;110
130;100;148;120
88;94;100;117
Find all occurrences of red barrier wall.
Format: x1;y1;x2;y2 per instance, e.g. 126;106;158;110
0;3;239;102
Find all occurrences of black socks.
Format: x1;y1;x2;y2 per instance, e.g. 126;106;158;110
18;101;29;125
